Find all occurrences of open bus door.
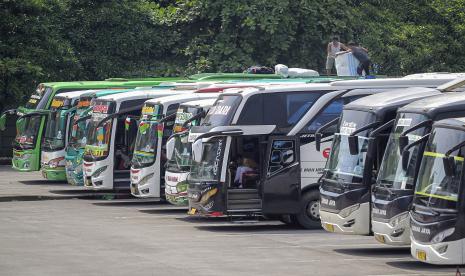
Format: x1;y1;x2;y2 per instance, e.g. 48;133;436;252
262;136;301;214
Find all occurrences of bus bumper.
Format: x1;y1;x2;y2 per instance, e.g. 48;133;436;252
372;214;410;245
320;202;370;235
12;149;39;171
165;171;189;206
41;167;66;181
411;237;465;265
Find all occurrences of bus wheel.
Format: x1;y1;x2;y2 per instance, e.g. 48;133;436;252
296;190;321;229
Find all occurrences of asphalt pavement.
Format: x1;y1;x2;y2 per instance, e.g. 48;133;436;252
0;166;462;276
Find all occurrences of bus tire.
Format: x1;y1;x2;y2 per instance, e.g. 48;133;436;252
296;190;321;229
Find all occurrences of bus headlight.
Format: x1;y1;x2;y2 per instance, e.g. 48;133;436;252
74;165;82;174
388;212;409;227
176;182;188;193
339;204;360;218
137;173;154;186
92;166;108;178
21;154;31;160
431;228;454;244
48;157;65;168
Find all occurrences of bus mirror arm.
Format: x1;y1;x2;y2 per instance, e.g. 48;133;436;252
17;110;50;121
399;120;432;152
401;134;430;171
0;109;16;131
315;117;340;152
369;119;395;138
366;119;396;158
167;130;189;141
348;121;381;155
1;109;17;116
159;113;177;124
182;111;206;128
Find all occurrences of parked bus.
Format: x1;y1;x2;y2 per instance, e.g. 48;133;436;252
130;93;227;197
65;88;150;185
41;90;100;180
318;88;444;234
164;98;216;205
2;79;178;172
372;91;465;245
82;89;197;190
410;117;465;265
186;77;453;228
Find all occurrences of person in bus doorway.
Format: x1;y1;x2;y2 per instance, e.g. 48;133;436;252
233;158;258;188
337;41;371;76
326;36;347;76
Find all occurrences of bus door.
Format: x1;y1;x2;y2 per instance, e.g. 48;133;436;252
262;136;301;214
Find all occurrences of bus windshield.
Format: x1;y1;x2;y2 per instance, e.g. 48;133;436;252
414;127;465;210
202;95;241;127
132;104;163;168
189;138;225;182
376;113;428;190
325;110;376;184
15;116;42;149
68;98;92;150
84;100;115;160
167;106;204;172
43;97;71;151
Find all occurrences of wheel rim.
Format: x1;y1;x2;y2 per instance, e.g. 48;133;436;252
307;200;320;220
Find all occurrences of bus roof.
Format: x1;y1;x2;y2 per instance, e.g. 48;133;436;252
345;87;442;114
54;89;101;100
40;79;173;90
433;117;465;129
399;93;465;118
144;92;219;107
96;88;194;103
180;98;217;109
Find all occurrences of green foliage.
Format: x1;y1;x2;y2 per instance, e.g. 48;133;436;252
1;0;465;109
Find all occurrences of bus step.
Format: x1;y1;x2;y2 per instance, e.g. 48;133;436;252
114;179;130;189
227;189;260;200
227;199;262;211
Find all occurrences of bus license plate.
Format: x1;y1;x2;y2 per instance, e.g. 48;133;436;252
324;223;335;232
416;250;426;261
188;208;196;215
374;234;385;243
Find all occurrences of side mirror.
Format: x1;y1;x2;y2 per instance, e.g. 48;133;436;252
401;150;410;171
0;113;6;131
166;137;175;161
399;135;409;153
192;139;203;163
315;133;323;152
443;156;456;177
348;135;359;155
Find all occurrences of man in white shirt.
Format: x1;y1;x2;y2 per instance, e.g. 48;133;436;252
326;37;347;76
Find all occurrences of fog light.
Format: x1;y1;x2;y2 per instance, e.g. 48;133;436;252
92;166;108;178
343;219;356;227
339;204;360;218
391;228;405;237
433;244;448;254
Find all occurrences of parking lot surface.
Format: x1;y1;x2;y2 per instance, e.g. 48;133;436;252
0;166;462;276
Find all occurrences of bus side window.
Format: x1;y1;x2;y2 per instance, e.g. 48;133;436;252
305;99;344;133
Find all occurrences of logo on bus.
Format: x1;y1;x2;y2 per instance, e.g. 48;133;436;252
323;148;331;159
